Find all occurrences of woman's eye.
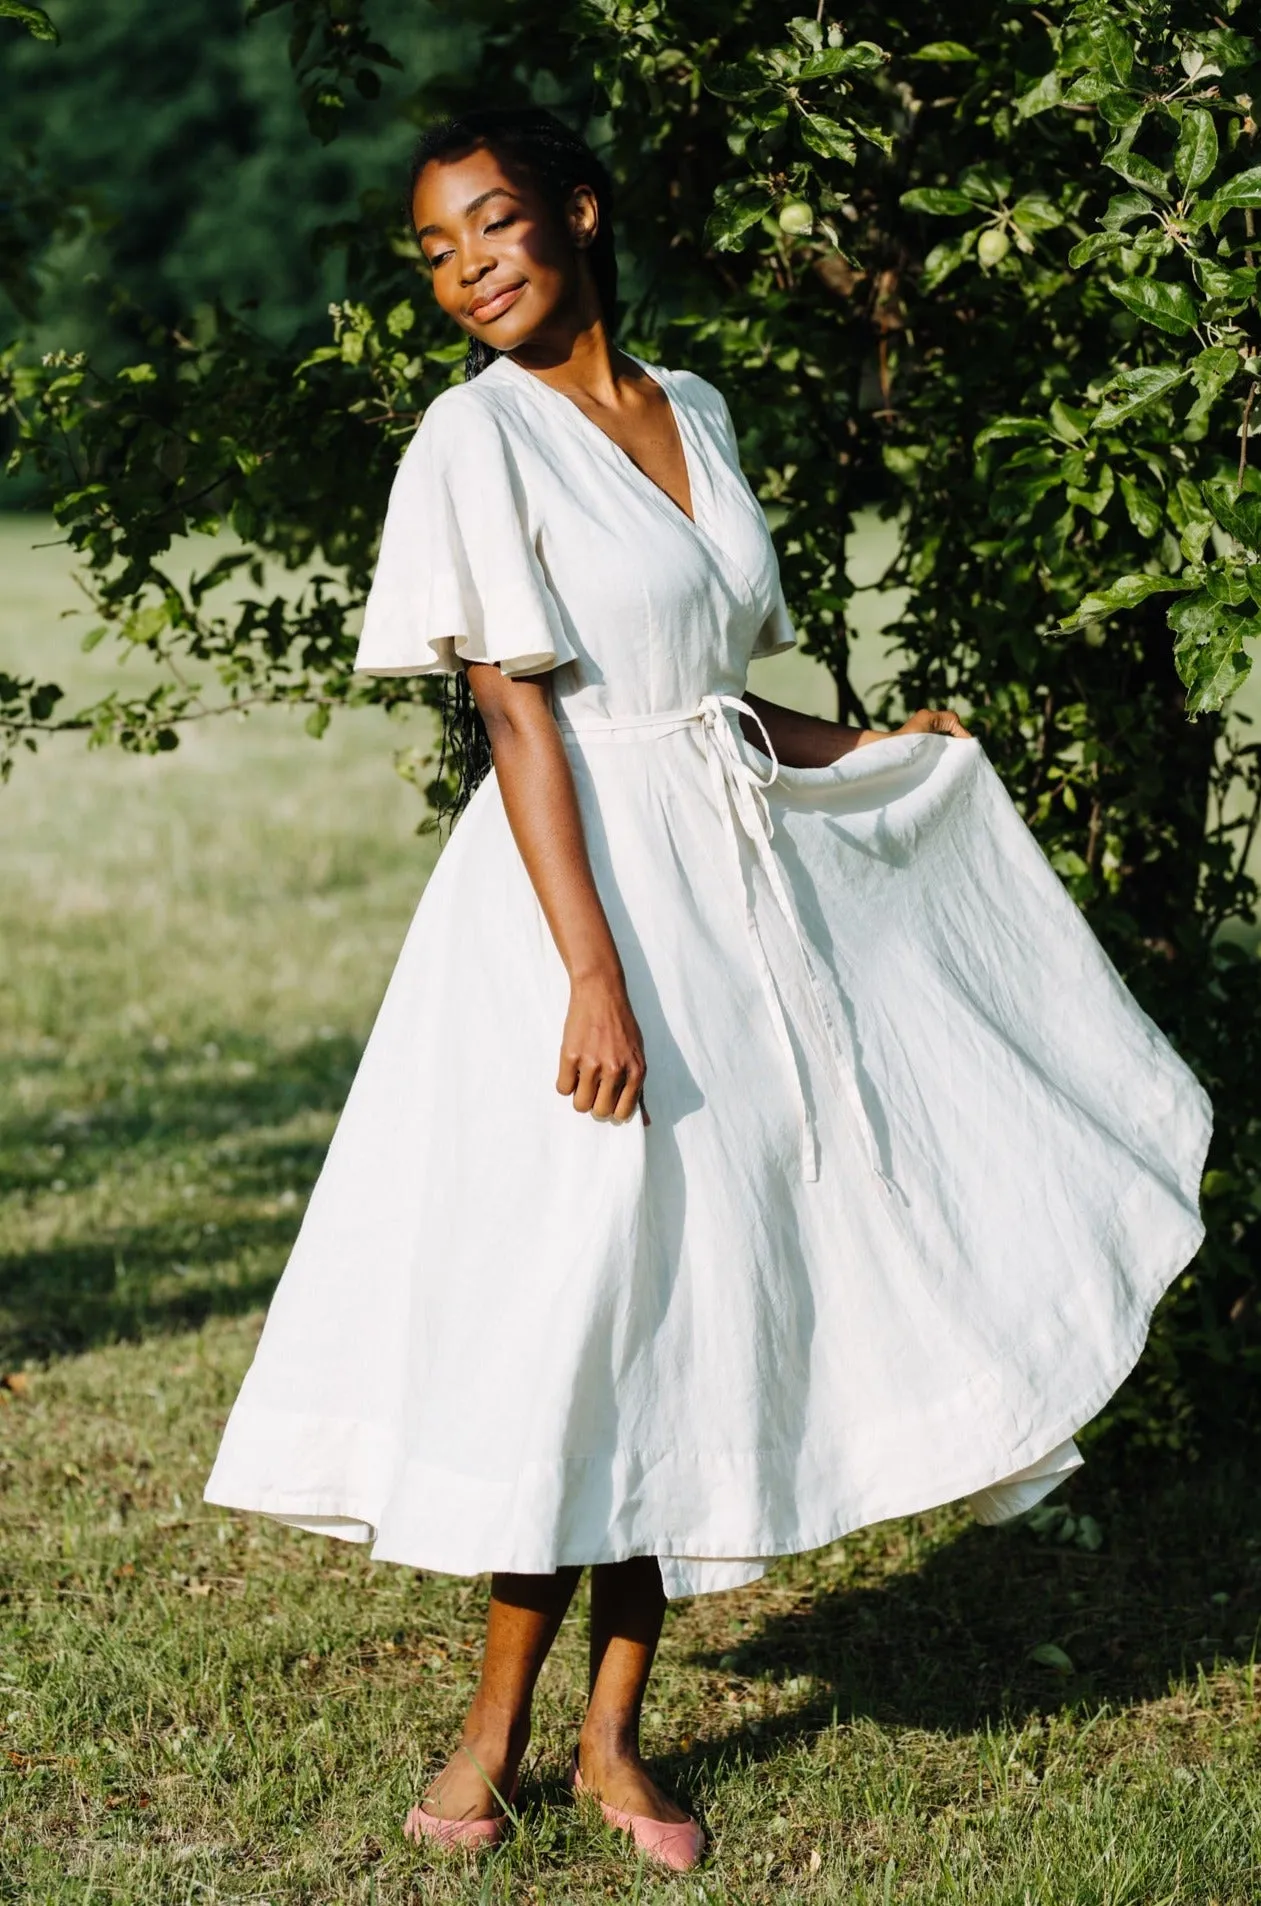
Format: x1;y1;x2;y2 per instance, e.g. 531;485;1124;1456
427;250;452;269
486;216;513;233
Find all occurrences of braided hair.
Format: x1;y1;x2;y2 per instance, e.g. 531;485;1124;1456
408;107;618;826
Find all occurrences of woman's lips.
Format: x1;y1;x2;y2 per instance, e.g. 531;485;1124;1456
468;281;526;323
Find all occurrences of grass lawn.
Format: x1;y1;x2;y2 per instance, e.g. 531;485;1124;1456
2;517;1260;1904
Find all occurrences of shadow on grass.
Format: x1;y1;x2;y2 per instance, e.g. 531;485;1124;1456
671;1451;1261;1777
0;1225;293;1365
0;1032;363;1364
0;1031;361;1187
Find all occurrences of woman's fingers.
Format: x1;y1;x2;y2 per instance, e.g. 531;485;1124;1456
556;1050;647;1124
902;706;972;739
611;1064;646;1125
570;1055;601;1116
556;984;648;1124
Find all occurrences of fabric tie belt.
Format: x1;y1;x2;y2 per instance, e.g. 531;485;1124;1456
558;695;895;1192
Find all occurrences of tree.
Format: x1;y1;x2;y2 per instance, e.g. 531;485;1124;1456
2;0;1258;1445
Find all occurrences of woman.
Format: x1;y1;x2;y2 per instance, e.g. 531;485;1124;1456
204;107;1212;1872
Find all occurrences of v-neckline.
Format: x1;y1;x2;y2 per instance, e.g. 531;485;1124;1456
494;350;701;535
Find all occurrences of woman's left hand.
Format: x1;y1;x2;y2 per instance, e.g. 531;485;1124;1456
890;707;972;740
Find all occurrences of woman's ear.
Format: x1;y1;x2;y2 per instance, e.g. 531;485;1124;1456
566;183;598;250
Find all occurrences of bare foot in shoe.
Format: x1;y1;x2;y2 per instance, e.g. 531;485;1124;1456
576;1735;691;1822
422;1717;526;1822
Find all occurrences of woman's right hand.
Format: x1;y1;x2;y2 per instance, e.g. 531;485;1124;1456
556;972;649;1125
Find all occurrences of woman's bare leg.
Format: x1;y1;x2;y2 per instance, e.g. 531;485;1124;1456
422;1567;581;1821
577;1556;690;1822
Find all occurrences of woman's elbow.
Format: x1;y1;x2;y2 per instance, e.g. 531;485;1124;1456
471;674;555;757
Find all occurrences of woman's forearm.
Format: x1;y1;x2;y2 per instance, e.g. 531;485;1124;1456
741;691;874;768
473;679;623;983
741;693;972;764
467;663;647;1125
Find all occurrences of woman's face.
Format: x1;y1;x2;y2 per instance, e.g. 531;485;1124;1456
412;143;599;353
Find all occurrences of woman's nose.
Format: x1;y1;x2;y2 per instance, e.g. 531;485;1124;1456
459;247;495;287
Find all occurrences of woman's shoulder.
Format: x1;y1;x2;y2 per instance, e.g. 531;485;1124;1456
646;362;741;465
638;357;735;439
636;356;728;414
416;367;512;431
400;366;523;474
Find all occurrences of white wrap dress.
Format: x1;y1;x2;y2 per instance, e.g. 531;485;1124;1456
203;351;1213;1598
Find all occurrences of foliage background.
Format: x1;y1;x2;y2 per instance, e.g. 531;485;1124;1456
2;0;1259;1452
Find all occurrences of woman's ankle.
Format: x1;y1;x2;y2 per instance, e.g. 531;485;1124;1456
461;1693;531;1763
578;1712;641;1770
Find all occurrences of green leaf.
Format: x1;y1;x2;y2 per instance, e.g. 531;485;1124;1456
799;113;857;163
786;16;824;53
1065;572;1197;623
1092;365;1189;429
1107;278;1199;336
1205;566;1252;606
0;0;59;40
1176;612;1254;714
796;43;885;78
1170;475;1212;533
900;187;974;216
959;164;1009;204
705;187;774;251
974;417;1048;451
1029;1642;1075;1674
851;117;895;157
1193;28;1257;74
1049;399;1091;444
1101;192;1155;230
1015;70;1062;118
1129;229;1174;259
1097;90;1145;129
1193;260;1258;310
1204;480;1261;552
1211;167;1261;211
1104;149;1172;200
1069;231;1125;268
1066;462;1115;516
909;42;976;61
1012;193;1063;236
704;61;770;100
1120;475;1164;539
921;240;966;291
1191;345;1240;400
305;704;331;739
1063;72;1116;105
1175;108;1219;193
121;604;170;649
189;551;251;606
1088;20;1135;87
1168;589;1221;642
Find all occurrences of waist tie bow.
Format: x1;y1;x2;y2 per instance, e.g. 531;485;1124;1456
559;693;895;1193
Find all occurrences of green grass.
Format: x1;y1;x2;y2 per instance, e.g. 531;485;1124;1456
3;517;1261;1903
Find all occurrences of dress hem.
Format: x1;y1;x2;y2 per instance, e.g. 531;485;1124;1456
204;1122;1209;1598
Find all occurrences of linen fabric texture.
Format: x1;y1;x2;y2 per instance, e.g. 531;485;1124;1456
204;352;1212;1598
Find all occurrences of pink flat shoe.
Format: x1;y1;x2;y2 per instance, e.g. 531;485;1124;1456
570;1749;705;1873
403;1776;518;1852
